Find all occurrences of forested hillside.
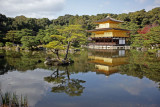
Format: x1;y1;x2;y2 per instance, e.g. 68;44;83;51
0;7;160;49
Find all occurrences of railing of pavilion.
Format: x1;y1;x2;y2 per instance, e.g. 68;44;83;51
89;42;116;46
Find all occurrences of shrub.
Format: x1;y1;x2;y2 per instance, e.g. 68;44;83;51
0;42;4;47
5;42;13;47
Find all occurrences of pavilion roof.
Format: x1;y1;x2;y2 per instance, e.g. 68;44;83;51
87;28;130;32
95;16;123;23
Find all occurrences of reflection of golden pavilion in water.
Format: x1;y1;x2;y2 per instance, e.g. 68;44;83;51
88;49;128;76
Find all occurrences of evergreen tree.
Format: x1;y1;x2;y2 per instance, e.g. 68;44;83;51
45;25;86;60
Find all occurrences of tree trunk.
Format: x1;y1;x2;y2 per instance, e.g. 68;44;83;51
55;49;60;60
64;41;70;60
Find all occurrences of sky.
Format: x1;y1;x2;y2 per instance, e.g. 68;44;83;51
0;0;160;19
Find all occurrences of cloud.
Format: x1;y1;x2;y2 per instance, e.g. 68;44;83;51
0;0;66;19
122;9;135;13
119;79;155;95
104;1;110;5
99;1;110;8
0;69;54;106
154;0;160;4
135;0;147;3
146;0;160;11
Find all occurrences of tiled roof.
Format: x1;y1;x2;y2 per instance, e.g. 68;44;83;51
87;28;130;32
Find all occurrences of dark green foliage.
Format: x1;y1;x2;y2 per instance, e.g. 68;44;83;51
21;36;38;49
53;14;73;26
145;26;160;46
36;28;59;45
5;30;18;43
0;13;13;33
45;25;86;60
0;42;4;47
1;7;160;34
19;29;33;36
131;25;160;48
36;18;51;30
5;42;13;47
11;15;51;31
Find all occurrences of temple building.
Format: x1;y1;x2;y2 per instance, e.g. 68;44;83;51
87;16;130;49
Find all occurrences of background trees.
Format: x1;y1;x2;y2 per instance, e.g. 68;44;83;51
0;7;160;49
5;30;18;43
145;26;160;47
21;36;38;49
131;24;160;49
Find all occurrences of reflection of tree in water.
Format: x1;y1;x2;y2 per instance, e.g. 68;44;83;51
0;58;14;75
0;50;15;75
44;67;86;96
0;50;48;72
0;49;94;74
119;50;160;89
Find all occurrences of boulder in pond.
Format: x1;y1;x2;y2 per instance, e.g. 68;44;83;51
44;58;74;66
15;46;20;51
44;57;59;65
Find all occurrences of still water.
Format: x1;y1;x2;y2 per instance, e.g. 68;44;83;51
0;49;160;107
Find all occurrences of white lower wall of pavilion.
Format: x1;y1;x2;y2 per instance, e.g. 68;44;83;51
88;45;130;49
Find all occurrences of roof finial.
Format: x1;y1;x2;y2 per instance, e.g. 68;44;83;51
107;14;111;18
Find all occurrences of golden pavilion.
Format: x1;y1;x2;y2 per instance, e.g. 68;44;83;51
87;16;130;49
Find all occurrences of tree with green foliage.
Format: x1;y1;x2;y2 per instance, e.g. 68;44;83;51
36;28;59;45
0;42;4;47
12;15;28;30
59;25;86;60
35;29;45;45
131;34;144;47
144;26;160;47
5;42;13;47
36;18;51;29
131;25;160;49
5;30;18;43
0;13;13;33
5;29;34;44
45;25;86;60
19;29;33;36
21;36;38;49
0;31;5;43
45;36;65;60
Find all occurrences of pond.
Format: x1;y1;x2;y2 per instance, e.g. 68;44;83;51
0;49;160;107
